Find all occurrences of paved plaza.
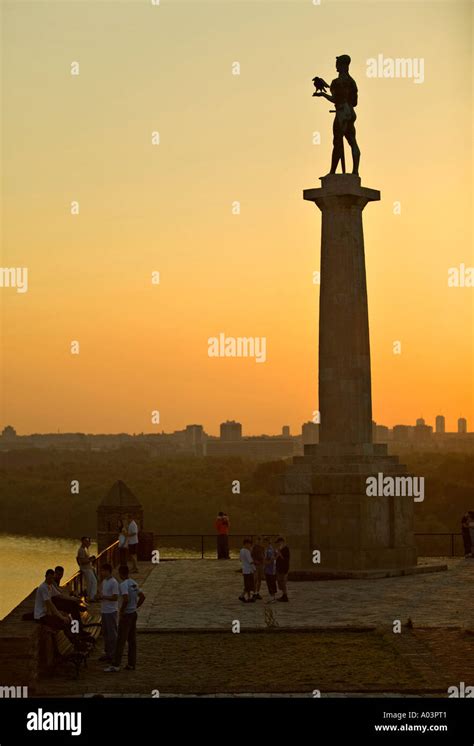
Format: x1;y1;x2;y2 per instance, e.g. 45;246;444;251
137;558;473;631
33;558;474;697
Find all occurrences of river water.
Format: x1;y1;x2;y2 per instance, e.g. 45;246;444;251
0;534;97;620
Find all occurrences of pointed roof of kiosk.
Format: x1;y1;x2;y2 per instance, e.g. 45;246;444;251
99;480;141;508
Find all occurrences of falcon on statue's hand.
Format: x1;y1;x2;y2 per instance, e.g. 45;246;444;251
312;76;329;95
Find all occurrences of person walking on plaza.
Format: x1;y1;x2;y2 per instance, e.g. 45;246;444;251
239;538;256;603
97;563;119;663
215;511;230;559
461;513;472;558
76;536;97;601
104;565;145;672
251;536;265;600
127;514;139;573
263;537;277;603
275;536;290;603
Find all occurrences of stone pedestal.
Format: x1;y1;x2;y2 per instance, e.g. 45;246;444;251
280;442;417;575
280;174;417;576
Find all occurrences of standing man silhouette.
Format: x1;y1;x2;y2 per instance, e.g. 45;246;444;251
313;54;360;175
215;511;230;559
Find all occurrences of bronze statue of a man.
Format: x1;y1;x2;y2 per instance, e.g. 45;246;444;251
313;55;360;175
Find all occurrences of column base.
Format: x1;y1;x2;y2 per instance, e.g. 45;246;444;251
279;443;418;574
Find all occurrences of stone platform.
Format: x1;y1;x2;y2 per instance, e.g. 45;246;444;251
30;557;474;697
137;557;470;631
280;442;417;573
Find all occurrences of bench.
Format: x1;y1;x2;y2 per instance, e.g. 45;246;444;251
80;610;102;644
46;629;90;679
40;608;102;679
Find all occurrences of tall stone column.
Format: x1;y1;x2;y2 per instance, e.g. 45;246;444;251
279;174;417;576
304;174;378;444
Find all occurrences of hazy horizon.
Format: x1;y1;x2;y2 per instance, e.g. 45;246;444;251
1;415;472;438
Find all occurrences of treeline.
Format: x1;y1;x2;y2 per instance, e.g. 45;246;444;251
0;449;285;539
405;452;474;532
0;448;471;539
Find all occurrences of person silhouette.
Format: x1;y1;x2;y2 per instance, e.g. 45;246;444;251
313;54;360;175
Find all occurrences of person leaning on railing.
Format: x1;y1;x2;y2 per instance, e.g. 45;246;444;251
76;536;98;601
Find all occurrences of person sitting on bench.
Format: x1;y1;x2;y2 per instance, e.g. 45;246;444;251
34;569;70;630
51;566;88;633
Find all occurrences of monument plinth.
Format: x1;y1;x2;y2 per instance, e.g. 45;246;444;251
280;174;417;577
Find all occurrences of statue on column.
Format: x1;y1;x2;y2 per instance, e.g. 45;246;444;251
312;55;361;175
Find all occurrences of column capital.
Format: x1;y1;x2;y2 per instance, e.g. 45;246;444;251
303;173;380;208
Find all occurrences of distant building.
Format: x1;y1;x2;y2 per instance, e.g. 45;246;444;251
302;421;319;446
435;415;445;434
1;425;17;440
392;425;412;441
458;417;467;434
414;419;432;441
184;424;206;456
281;425;291;438
220;420;242;441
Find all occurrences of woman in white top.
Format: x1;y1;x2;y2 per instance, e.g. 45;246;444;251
117;516;128;567
127;514;139;574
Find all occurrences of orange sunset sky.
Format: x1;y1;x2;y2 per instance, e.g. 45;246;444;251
1;0;473;436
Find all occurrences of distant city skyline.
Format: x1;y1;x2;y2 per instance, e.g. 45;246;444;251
1;413;471;440
1;415;472;463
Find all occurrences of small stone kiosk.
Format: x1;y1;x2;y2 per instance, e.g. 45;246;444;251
97;480;144;555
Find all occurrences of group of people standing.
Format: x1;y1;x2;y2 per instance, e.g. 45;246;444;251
33;514;145;672
99;563;145;673
33;513;144;673
240;536;290;604
214;512;291;603
33;563;145;673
